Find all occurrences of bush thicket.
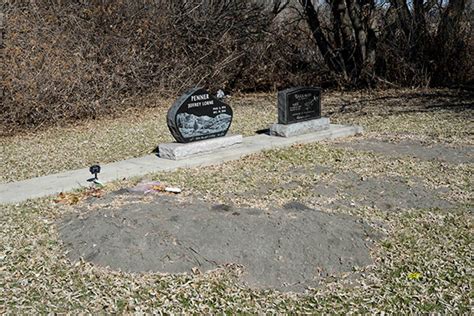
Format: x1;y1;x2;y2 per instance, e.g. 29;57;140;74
1;0;472;134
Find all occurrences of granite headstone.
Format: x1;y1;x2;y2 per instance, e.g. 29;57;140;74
167;88;233;143
278;87;321;124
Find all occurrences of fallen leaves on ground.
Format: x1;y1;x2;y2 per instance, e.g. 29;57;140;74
54;187;104;205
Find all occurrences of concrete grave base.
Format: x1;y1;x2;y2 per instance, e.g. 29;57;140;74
159;134;243;160
270;117;330;137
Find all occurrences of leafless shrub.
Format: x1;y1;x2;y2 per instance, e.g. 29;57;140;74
1;0;472;134
296;0;473;87
1;0;276;134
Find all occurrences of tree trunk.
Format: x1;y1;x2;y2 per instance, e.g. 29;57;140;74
299;0;343;74
437;0;468;45
300;0;377;85
390;0;412;38
330;0;356;80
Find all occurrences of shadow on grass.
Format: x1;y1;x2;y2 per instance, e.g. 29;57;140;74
330;89;474;116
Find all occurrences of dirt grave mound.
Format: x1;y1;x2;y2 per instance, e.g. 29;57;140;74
59;192;380;292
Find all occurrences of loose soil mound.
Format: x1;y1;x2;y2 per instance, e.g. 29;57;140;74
59;193;379;292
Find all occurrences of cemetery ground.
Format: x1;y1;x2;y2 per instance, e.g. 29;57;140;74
1;88;473;313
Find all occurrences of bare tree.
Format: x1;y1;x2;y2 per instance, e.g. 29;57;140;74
298;0;471;86
387;0;470;84
299;0;377;86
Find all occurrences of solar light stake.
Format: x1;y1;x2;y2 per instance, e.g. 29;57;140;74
88;165;101;182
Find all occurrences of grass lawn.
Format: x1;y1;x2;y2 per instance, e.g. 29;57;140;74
1;88;472;313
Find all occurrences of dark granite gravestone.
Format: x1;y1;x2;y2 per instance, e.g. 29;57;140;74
167;88;233;143
278;87;321;124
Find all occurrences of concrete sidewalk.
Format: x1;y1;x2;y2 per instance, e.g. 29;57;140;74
0;124;362;204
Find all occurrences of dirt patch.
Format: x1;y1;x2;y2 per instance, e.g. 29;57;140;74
312;172;453;211
234;167;454;212
334;139;473;164
59;193;379;292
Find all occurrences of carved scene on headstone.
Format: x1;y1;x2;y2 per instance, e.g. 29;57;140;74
167;88;233;143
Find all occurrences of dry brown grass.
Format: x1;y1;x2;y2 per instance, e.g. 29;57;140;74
1;88;472;312
1;88;472;184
